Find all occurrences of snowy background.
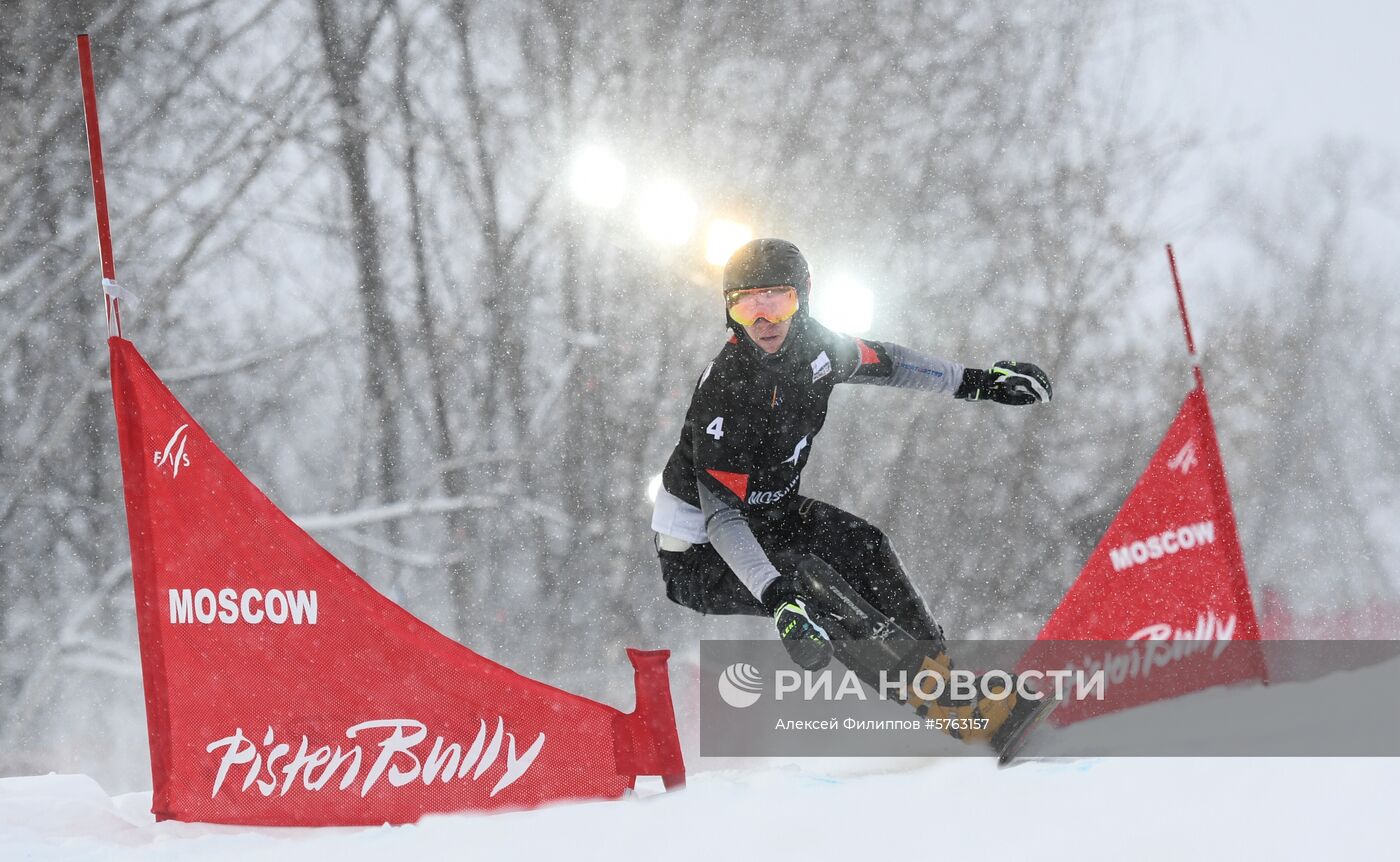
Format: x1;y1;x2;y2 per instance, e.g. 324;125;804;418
2;0;1398;799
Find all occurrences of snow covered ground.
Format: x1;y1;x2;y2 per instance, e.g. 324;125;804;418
5;656;1398;860
3;757;1394;861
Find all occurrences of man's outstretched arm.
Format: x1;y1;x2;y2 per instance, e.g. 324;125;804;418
845;340;1051;404
843;340;964;394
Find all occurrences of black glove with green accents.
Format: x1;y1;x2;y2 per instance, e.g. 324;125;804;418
955;361;1052;405
761;575;833;671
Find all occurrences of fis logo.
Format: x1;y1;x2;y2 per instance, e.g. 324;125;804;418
810;351;831;382
154;424;192;477
1167;440;1198;475
718;663;763;708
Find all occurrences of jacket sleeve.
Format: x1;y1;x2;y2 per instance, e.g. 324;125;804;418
698;482;781;603
839;336;965;395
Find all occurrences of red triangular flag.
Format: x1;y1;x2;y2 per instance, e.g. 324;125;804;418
1031;385;1266;723
109;337;683;825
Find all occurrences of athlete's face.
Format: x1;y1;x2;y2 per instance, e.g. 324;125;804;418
743;315;792;353
727;285;797;353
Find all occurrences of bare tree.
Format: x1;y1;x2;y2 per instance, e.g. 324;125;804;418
312;0;409;506
1210;145;1399;615
0;0;323;785
6;0;1308;790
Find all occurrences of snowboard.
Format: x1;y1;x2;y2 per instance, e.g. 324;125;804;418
994;690;1061;767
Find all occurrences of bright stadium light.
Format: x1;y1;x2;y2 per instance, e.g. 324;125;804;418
811;276;874;334
705;219;753;266
646;472;663;503
637;180;697;246
570;146;626;208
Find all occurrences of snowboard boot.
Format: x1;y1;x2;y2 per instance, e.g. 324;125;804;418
790;555;1050;751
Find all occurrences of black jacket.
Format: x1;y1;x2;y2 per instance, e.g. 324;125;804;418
661;316;896;524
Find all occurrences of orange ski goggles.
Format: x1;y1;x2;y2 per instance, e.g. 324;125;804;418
725;285;799;326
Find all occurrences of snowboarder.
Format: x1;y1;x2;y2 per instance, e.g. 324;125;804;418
650;238;1054;757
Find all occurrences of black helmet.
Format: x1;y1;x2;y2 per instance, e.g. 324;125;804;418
723;238;811;300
